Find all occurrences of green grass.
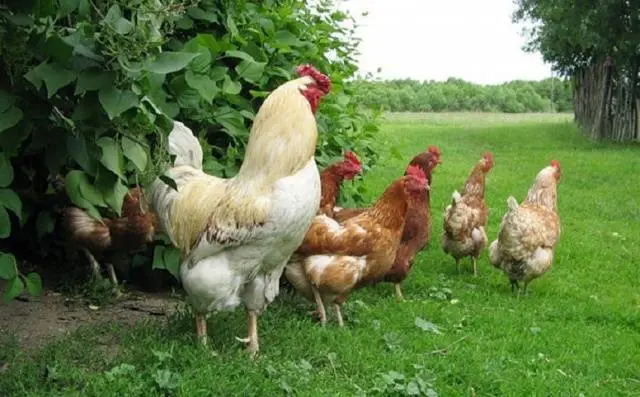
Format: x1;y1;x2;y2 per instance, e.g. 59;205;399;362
2;113;640;397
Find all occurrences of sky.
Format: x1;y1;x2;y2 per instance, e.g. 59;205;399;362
339;0;552;84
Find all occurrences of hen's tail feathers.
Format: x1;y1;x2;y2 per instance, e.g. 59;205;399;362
488;239;500;267
451;190;462;205
63;207;111;251
168;121;203;170
507;196;519;212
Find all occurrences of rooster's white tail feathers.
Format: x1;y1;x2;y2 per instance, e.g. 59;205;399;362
169;121;203;170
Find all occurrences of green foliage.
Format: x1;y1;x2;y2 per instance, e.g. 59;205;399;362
0;0;380;298
513;0;639;75
349;77;574;113
0;251;42;302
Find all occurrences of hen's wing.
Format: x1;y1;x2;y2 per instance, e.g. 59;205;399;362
443;196;487;241
498;203;560;261
296;214;374;256
333;207;366;222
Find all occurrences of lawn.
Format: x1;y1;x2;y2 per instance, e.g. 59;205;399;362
2;112;640;397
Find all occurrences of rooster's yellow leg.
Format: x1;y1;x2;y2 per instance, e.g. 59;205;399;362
472;257;478;277
195;314;208;346
394;283;404;301
311;286;327;326
246;310;259;356
333;304;344;327
455;258;461;274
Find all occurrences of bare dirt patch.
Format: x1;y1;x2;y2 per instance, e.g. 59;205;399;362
0;289;182;351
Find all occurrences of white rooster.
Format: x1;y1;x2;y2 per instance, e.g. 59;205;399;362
148;65;331;354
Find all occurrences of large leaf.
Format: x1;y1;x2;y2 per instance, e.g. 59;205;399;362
45;34;74;63
75;69;114;95
224;50;254;62
0;106;23;133
66;135;97;175
32;62;77;98
235;60;266;83
0;153;14;188
103;4;134;35
169;76;201;109
121;136;148;172
65;170;100;209
99;86;139;120
97;137;125;179
2;276;24;303
0;252;17;279
185;71;218;103
215;109;247;138
222;75;242;95
152;245;166;269
226;14;239;37
0;188;22;222
162;247;181;280
24;272;43;297
274;30;304;47
186;7;217;23
144;52;200;74
58;0;79;17
193;34;219;56
96;167;128;215
0;206;11;238
183;43;212;74
0;90;14;114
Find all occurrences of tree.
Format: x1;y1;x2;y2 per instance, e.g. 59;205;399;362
513;0;640;141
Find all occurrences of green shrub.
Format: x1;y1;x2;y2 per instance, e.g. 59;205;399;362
0;0;381;299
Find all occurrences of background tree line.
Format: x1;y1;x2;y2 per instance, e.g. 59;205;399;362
347;77;574;113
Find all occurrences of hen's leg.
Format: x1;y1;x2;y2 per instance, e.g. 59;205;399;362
333;304;344;327
472;257;478;277
510;279;519;294
82;248;101;279
522;281;530;296
394;283;404;301
105;263;120;289
455;258;461;274
245;310;259;355
195;314;208;346
311;285;327;326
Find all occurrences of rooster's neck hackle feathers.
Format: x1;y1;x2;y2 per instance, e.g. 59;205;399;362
238;76;319;187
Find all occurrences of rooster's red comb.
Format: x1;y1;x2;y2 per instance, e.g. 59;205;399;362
296;64;332;94
343;151;361;166
405;164;427;182
427;146;441;157
550;159;560;169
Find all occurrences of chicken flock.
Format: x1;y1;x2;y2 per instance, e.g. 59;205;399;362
61;65;562;355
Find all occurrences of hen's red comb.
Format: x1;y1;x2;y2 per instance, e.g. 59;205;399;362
550;159;560;169
405;164;427;182
428;146;441;156
343;151;361;166
296;64;332;94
